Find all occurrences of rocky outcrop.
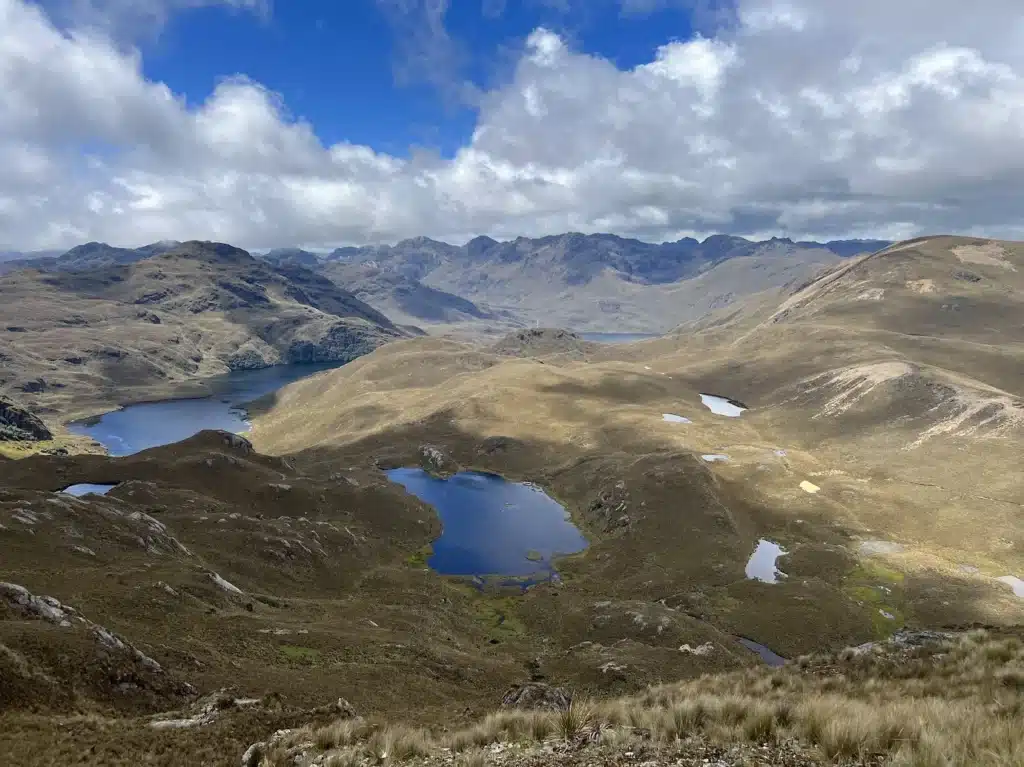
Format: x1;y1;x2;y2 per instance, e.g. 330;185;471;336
419;444;459;476
0;396;51;441
0;581;195;712
490;328;594;359
226;344;274;371
0;582;164;673
284;320;402;364
240;698;356;766
500;682;572;711
149;688;262;730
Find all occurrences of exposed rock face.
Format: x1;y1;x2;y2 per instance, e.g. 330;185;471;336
418;444;459;476
284;320;402;364
226;344;274;371
0;396;52;441
501;682;572;711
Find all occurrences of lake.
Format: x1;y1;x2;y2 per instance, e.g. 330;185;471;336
579;332;660;344
61;483;118;497
386;468;588;580
745;539;788;584
67;362;346;456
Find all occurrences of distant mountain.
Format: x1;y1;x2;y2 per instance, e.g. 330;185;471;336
0;241;183;273
800;238;894;258
0;241;407;419
262;247;323;269
258;248;504;328
315;233;889;332
324;233;891;288
0;249;63;274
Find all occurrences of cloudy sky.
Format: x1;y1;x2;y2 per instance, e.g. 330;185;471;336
2;0;1022;251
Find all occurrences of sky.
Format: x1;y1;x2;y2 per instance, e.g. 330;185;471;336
1;0;1023;251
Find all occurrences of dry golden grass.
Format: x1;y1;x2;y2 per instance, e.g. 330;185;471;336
269;631;1024;767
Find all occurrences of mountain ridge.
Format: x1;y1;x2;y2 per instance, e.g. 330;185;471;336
0;240;407;430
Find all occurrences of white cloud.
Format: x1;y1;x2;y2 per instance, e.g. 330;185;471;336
49;0;269;41
2;0;1024;251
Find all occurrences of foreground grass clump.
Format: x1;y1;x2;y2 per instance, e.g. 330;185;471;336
262;630;1024;766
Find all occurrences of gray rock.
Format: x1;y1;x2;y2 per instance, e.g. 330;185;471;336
0;396;52;441
501;682;572;711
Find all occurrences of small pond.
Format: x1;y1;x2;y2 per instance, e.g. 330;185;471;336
996;575;1024;598
386;468;588;580
67;362;346;456
699;394;748;417
745;539;788;584
579;332;660;344
61;483;118;497
738;637;786;667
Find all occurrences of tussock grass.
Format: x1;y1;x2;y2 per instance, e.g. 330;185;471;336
454;749;488;767
274;632;1024;766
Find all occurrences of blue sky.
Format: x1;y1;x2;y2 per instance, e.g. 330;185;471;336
4;0;1021;249
138;1;703;158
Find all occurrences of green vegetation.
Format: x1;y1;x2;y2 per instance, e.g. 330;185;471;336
0;435;83;459
278;645;321;665
844;561;907;638
405;545;433;569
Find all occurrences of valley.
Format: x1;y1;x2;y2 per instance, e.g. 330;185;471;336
0;234;1021;767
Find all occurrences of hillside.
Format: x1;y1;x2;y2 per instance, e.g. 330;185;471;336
254;235;1022;655
260;251;511;330
0;241;406;426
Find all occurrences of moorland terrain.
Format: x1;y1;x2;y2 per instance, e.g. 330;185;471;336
0;241;406;447
0;234;1021;766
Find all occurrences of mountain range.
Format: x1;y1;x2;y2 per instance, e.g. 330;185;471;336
268;234;892;333
1;235;892;334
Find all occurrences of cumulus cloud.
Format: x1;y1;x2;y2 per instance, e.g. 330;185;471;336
1;0;1024;250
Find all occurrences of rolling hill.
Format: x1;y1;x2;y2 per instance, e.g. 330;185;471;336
0;241;406;426
253;235;1022;648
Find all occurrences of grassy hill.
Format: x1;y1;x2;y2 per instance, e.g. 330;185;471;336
253;234;1022;652
0;241;406;431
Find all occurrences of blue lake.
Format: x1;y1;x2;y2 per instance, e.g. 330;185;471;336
67;362;345;456
61;483;118;497
386;468;588;579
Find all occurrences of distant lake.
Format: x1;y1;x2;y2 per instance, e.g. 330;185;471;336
386;468;588;580
68;362;346;456
579;332;660;344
